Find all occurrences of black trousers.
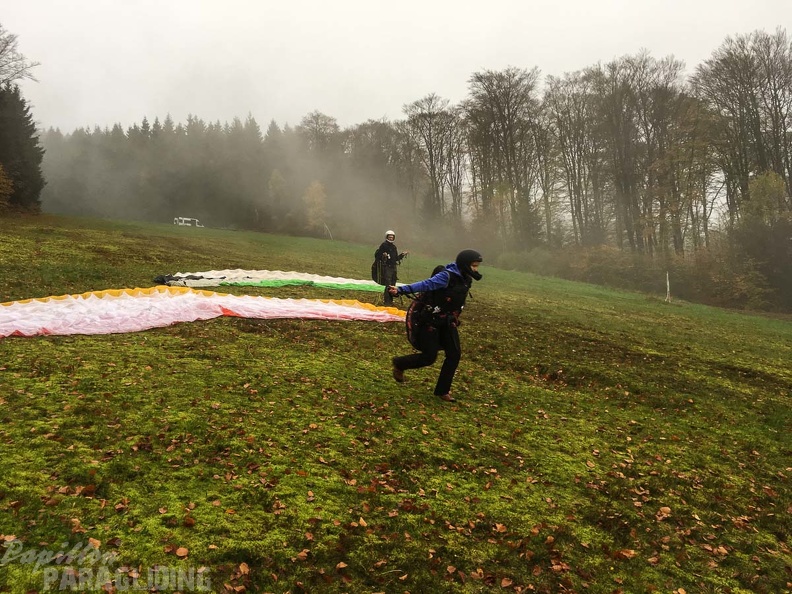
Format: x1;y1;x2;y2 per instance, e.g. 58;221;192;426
382;266;397;304
393;321;461;396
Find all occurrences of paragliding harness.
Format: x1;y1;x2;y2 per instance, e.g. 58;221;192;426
371;251;407;286
405;266;470;350
371;259;389;285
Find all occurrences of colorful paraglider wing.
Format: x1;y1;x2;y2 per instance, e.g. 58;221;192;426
154;269;402;292
0;286;404;338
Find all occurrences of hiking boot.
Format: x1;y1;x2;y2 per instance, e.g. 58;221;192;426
392;361;404;383
437;393;456;402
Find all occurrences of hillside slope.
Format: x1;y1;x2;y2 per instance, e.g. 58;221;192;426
1;214;790;593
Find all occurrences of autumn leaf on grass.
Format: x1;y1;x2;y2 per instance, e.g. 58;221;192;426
336;562;348;570
71;519;86;534
77;484;96;497
613;549;637;560
293;549;309;562
655;506;671;521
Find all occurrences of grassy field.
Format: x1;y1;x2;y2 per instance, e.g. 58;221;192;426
0;214;790;594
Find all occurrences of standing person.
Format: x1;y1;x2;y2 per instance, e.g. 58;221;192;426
374;230;408;305
388;249;483;402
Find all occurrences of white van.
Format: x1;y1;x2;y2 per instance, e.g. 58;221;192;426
173;217;204;227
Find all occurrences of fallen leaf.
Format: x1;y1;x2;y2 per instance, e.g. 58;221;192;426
175;547;188;558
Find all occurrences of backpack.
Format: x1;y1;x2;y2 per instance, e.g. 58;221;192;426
405;265;448;349
371;260;383;284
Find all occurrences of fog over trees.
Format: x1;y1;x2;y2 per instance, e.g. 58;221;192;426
2;23;792;311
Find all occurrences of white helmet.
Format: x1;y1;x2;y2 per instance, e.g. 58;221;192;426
385;230;395;240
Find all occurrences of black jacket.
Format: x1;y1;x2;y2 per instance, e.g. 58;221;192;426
374;241;404;268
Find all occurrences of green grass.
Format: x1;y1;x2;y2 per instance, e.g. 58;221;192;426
0;213;790;593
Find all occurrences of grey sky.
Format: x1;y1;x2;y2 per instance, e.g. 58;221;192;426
4;0;791;132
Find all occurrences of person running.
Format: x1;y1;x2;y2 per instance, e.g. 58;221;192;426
374;230;408;305
388;249;483;402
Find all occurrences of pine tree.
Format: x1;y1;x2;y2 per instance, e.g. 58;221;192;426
0;162;13;207
0;83;45;211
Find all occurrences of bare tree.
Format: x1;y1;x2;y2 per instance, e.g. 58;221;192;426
532;105;561;246
591;57;644;251
692;34;764;221
466;67;543;243
0;24;39;85
753;28;792;209
297;110;341;154
443;107;467;222
545;70;608;246
403;94;453;219
631;54;688;257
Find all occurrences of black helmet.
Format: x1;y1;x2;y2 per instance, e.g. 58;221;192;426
456;249;483;281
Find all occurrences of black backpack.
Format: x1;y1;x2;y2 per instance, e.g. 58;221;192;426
371;260;382;284
405;265;447;348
